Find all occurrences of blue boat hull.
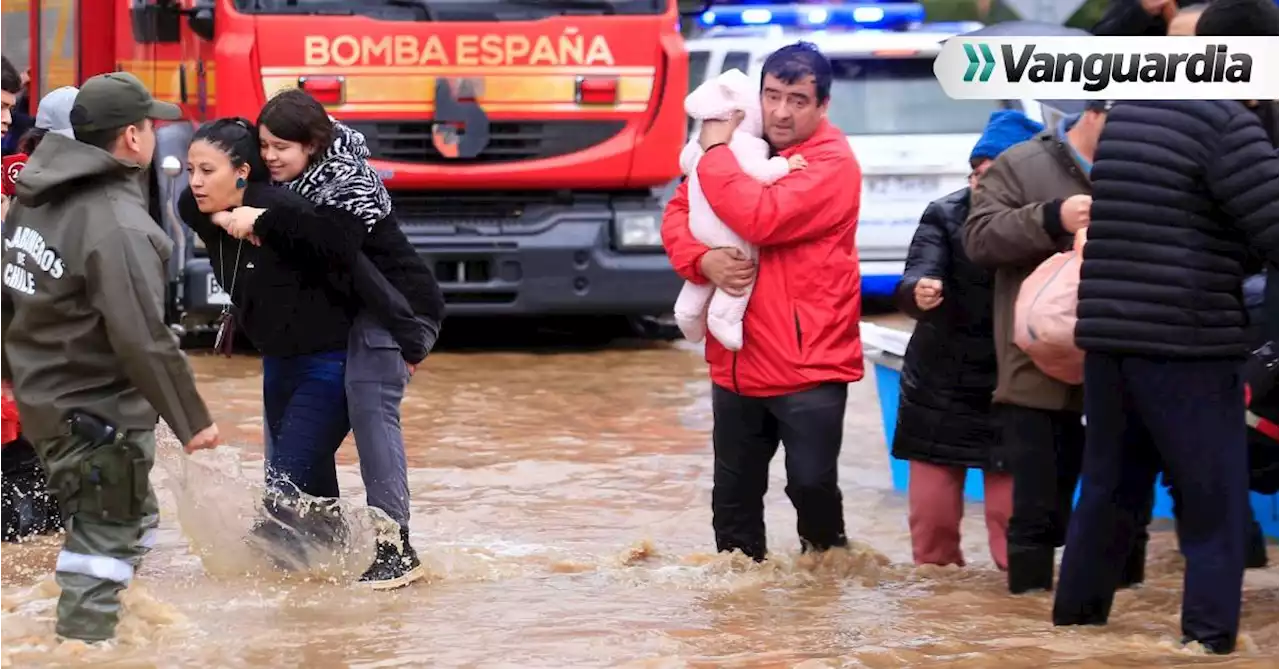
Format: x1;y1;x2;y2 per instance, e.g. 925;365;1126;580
870;360;1279;539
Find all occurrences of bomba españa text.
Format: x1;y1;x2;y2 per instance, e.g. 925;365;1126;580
305;33;617;68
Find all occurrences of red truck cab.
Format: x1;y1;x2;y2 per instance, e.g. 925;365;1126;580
153;0;691;333
8;0;693;334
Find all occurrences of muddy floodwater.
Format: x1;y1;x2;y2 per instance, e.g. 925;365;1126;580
2;329;1277;668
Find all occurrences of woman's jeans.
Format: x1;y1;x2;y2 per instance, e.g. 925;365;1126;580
262;351;350;500
345;313;416;530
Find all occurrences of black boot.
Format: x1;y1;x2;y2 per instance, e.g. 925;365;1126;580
1;455;62;543
1;478;20;542
359;527;426;591
1117;538;1146;588
1246;519;1269;569
246;494;313;571
1007;544;1055;594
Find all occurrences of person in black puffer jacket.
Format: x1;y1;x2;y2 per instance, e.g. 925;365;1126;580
892;110;1043;571
1053;0;1279;654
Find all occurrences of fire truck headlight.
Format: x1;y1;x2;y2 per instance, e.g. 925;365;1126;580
614;212;662;250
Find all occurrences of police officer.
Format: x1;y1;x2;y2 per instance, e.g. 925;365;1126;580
1;72;220;643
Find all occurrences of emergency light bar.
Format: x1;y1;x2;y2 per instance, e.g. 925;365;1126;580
697;2;926;29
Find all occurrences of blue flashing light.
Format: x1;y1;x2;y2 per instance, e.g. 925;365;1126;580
697;3;926;30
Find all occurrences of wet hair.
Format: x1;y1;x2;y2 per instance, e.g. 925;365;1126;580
191;117;270;183
1196;0;1279;36
256;88;335;163
17;127;46;154
761;42;833;105
1;56;19;95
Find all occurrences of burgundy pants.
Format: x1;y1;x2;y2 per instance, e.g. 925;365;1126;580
907;461;1013;569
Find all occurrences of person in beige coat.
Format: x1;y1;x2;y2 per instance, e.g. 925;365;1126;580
962;101;1146;594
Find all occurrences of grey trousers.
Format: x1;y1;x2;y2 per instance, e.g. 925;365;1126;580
262;314;419;529
345;313;417;528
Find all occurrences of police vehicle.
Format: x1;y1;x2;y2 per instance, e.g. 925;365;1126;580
684;2;1046;298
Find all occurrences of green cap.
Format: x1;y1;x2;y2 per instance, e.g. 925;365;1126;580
69;72;182;133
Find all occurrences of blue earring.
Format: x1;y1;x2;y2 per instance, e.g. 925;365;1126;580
235;177;246;189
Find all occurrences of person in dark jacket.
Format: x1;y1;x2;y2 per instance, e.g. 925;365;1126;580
1053;2;1279;653
256;88;445;589
892;110;1043;570
178;119;403;561
1;56;22;143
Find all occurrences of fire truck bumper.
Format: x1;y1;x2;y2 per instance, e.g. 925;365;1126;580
402;221;682;317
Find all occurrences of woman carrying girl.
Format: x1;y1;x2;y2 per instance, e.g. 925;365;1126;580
178;118;416;567
252;89;444;590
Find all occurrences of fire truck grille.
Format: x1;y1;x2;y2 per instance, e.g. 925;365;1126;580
390;190;569;222
349;120;626;164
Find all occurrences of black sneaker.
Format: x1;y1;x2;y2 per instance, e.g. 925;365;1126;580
358;528;426;591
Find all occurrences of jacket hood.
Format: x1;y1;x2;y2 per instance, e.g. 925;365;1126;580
14;132;142;207
283;120;391;228
326;121;373;164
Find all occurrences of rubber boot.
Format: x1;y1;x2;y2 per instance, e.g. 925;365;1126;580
1117;537;1146;588
1246;519;1269;569
1007;544;1055;594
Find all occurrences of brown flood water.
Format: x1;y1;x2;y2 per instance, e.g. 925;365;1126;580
2;331;1277;668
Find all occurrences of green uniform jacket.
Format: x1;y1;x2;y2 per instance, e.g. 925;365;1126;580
1;132;211;444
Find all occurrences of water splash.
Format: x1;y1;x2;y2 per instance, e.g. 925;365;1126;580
153;439;399;584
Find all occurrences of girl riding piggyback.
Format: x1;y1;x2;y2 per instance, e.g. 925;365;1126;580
673;68;806;351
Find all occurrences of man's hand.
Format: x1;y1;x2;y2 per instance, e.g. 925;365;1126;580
1059;194;1092;234
212;206;267;245
184;424;220;454
914;277;944;311
700;247;756;297
788;154;808;171
698;111;744;151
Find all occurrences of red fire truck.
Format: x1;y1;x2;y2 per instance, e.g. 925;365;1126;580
3;0;693;336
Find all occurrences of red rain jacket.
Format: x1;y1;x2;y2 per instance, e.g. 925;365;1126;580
662;119;865;397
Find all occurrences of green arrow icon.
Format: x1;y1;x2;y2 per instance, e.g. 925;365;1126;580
962;43;997;83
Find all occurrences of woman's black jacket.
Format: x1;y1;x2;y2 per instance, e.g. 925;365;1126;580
177;183;417;358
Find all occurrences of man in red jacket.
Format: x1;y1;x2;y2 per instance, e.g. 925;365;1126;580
662;42;864;561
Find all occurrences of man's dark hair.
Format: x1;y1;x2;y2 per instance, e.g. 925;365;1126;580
1196;0;1280;36
257;88;335;163
17;127;47;154
192;117;270;184
75;124;132;152
1;56;20;95
761;41;833;105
